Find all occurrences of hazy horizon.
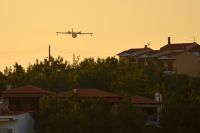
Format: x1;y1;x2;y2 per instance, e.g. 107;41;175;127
1;0;200;71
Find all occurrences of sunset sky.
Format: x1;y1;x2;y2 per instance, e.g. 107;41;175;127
0;0;200;70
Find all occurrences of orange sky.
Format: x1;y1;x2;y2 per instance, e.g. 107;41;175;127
0;0;200;70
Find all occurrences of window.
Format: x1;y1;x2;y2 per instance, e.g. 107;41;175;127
168;61;173;71
0;128;12;133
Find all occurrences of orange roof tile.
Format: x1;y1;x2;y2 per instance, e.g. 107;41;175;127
62;88;121;98
3;85;54;98
117;48;152;55
132;95;159;104
146;50;161;55
160;42;198;51
0;111;29;116
62;88;122;103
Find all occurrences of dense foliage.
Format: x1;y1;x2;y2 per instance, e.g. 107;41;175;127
0;56;200;133
0;56;164;97
34;96;146;133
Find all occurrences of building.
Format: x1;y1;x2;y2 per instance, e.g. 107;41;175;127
132;95;161;125
0;111;34;133
158;52;200;76
0;85;54;133
160;37;198;52
189;44;200;56
0;85;161;130
61;88;122;103
62;88;161;124
117;46;153;64
117;37;200;77
2;85;54;111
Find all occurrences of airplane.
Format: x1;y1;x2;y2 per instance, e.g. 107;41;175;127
56;28;93;38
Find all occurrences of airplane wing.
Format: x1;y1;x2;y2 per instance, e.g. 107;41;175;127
80;32;93;35
56;32;71;35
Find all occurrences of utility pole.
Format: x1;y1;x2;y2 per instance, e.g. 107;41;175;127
49;45;51;62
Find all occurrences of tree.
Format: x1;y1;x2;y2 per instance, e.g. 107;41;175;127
34;95;147;133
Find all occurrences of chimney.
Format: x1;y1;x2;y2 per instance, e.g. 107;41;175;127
6;85;12;91
73;89;77;95
144;45;148;48
168;37;171;45
155;92;162;102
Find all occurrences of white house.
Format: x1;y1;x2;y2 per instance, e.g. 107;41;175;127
0;112;34;133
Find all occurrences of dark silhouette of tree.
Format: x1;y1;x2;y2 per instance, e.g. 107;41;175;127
1;56;200;133
34;95;146;133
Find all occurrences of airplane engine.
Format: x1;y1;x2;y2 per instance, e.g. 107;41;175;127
72;33;77;38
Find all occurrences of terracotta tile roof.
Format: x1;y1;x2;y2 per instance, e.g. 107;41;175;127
62;88;121;98
131;95;160;104
62;89;160;104
62;88;121;103
145;50;167;57
0;111;29;116
160;42;197;51
3;85;54;98
117;48;152;55
146;50;161;55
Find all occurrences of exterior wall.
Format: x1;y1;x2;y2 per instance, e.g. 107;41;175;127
173;52;200;77
134;104;160;124
120;56;150;65
159;59;177;73
141;107;157;121
119;56;129;62
0;113;34;133
191;52;200;57
119;56;137;64
8;98;39;111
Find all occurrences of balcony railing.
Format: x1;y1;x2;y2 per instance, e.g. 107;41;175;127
163;67;177;74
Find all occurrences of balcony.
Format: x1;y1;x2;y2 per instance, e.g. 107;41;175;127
163;67;177;74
